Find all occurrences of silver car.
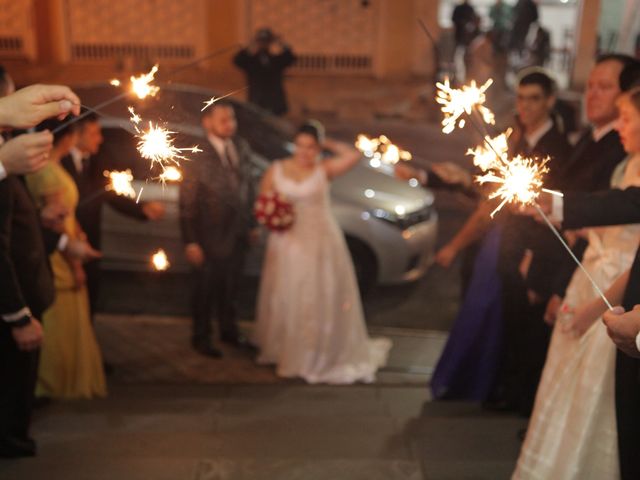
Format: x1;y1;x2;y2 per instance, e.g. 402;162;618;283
75;84;438;292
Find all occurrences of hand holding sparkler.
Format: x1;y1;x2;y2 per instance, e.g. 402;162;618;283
0;84;80;128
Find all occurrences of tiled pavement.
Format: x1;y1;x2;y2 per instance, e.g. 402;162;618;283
0;315;524;480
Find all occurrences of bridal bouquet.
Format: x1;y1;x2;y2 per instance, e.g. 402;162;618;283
254;191;295;232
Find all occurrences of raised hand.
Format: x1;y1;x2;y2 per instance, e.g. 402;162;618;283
0;84;80;128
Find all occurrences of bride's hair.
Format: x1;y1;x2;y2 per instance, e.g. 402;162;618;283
296;120;325;144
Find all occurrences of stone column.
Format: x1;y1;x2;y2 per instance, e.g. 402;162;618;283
33;0;70;63
571;0;601;90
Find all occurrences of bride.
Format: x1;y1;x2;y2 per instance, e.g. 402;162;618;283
254;121;391;384
513;87;640;479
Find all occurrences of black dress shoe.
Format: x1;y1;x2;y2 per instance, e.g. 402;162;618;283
193;344;223;358
220;333;256;351
0;436;36;458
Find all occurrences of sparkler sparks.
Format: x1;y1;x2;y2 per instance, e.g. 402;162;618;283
105;169;136;198
151;249;170;271
436;78;495;134
110;79;121;87
158;166;183;183
476;154;550;218
128;106;201;175
355;134;412;166
130;64;160;99
466;129;512;171
200;88;247;112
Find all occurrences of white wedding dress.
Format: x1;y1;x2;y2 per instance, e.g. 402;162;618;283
254;161;391;384
513;155;640;479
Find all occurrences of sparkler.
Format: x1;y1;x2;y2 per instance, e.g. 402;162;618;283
158;166;183;183
105;169;136;199
129;64;160;99
355;134;412;166
151;249;170;271
473;151;612;309
201;87;248;112
436;78;495;134
128;106;202;175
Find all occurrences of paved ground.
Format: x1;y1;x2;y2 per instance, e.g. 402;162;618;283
0;312;526;480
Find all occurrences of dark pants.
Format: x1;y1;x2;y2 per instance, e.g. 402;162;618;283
615;352;640;479
0;321;40;444
191;248;246;347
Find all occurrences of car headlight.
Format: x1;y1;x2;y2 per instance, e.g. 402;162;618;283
367;205;433;229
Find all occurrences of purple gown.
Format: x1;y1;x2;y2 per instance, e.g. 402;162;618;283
430;225;503;402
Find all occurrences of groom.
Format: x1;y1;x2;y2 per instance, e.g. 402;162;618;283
179;101;257;358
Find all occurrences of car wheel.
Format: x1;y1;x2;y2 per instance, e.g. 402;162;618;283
345;236;377;296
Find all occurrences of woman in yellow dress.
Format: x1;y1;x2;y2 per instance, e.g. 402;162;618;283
26;119;106;399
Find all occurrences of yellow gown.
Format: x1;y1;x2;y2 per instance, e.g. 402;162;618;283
26;161;106;399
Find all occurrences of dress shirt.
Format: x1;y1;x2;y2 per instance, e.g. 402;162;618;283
592;120;617;142
207;134;238;169
69;146;88;173
524;118;554;151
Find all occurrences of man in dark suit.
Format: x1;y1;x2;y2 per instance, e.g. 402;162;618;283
530;184;640;479
180;101;257;357
61;112;165;315
545;54;638;323
0;78;84;458
492;70;571;416
233;28;296;116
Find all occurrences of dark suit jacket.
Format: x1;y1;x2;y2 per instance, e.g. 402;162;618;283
0;177;55;319
550;129;627;297
179;136;255;259
499;123;571;299
61;151;147;250
233;47;296;115
563;186;640;311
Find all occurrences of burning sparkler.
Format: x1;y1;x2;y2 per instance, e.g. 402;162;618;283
130;64;160;99
158;166;183;183
105;169;136;198
151;249;170;271
436;78;495;134
200;87;248;112
476;154;550;218
355;134;412;166
128;106;201;175
466;129;512;171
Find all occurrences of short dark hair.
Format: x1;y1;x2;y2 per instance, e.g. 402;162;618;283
0;64;11;97
35;117;77;145
202;99;234;118
518;70;556;97
78;107;99;124
596;53;638;89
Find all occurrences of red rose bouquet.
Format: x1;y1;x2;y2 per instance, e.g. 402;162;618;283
254;191;295;232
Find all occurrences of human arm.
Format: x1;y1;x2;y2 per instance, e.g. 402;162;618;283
435;201;493;268
564;269;630;337
322;139;362;179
